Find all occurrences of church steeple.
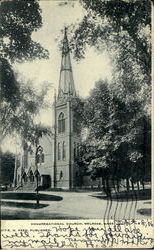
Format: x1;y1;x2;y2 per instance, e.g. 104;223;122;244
58;28;76;100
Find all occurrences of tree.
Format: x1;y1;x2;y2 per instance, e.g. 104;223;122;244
79;80;151;195
69;0;151;114
74;141;96;186
0;0;49;142
0;151;15;186
0;0;49;62
69;0;151;194
70;0;151;79
1;77;49;142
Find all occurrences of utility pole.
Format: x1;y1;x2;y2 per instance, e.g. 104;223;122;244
35;144;43;207
13;154;17;188
35;143;39;207
53;88;57;189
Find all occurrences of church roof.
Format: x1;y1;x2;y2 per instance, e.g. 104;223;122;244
58;28;76;100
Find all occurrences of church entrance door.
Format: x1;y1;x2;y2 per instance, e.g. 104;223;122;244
41;175;51;188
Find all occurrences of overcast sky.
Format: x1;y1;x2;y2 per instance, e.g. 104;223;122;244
4;1;113;153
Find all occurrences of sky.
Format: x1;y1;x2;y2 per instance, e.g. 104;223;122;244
3;0;113;153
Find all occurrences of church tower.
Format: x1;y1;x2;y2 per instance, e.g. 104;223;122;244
53;28;80;189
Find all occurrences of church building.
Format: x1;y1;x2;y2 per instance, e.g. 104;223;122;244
14;28;81;189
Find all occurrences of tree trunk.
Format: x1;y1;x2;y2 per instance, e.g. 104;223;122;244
117;178;120;192
137;180;140;191
106;177;111;197
102;176;105;191
126;177;130;191
131;180;134;191
112;178;116;193
102;177;108;196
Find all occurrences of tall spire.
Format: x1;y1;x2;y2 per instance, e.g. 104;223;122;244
58;28;76;100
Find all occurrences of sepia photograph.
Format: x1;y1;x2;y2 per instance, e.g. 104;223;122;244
0;0;153;247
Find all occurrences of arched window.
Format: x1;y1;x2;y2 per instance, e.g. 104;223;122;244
41;153;45;163
58;143;61;160
62;142;66;160
58;112;65;133
29;170;34;182
60;171;63;180
22;172;27;182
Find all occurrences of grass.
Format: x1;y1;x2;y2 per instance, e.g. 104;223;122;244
1;192;63;201
91;188;151;201
1;201;48;209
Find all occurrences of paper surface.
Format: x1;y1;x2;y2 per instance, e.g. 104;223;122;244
1;220;154;248
1;0;153;249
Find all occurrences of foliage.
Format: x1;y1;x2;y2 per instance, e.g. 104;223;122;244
71;96;85;134
69;0;151;114
0;0;49;62
69;0;151;193
0;75;50;145
72;96;85;121
0;0;49;144
77;80;151;192
70;0;151;77
1;58;20;108
23;124;52;153
0;151;15;185
75;142;96;170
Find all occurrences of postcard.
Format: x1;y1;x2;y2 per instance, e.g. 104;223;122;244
1;0;153;248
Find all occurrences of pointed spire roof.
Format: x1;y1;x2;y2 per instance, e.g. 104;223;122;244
58;28;76;100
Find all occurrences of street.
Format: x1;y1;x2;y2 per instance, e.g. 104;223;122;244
1;191;151;220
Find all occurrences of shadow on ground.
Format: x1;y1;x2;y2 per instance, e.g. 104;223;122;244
1;192;63;201
144;201;151;204
1;201;48;209
91;189;151;201
2;212;83;220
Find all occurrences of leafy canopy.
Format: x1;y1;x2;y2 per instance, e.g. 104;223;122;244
70;0;150;76
78;80;151;183
0;0;49;62
0;1;50;145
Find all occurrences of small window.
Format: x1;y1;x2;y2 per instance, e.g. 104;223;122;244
58;112;65;133
62;142;66;160
41;153;45;163
58;143;61;160
22;172;27;182
60;171;63;180
29;170;34;182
